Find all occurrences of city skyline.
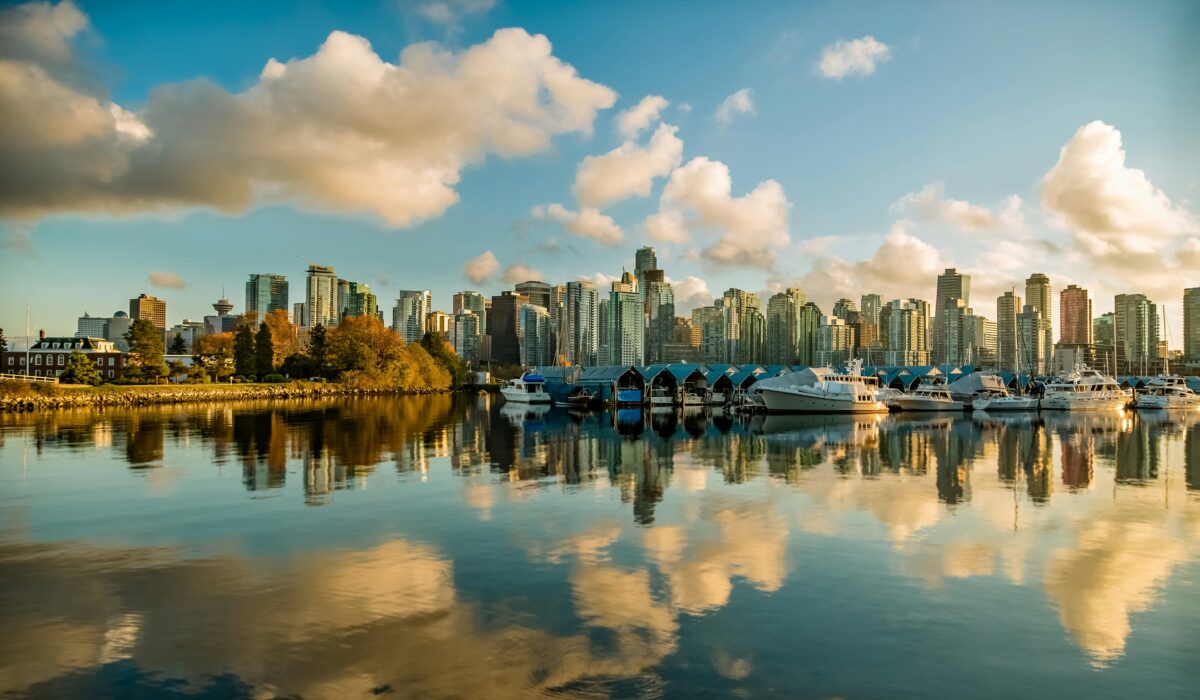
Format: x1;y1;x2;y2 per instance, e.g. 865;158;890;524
1;0;1197;347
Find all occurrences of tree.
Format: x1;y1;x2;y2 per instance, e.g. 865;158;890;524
168;334;187;355
264;310;299;366
123;319;167;383
324;317;451;391
420;331;468;386
59;350;102;385
193;332;234;382
0;328;7;355
234;323;256;378
307;323;329;378
255;322;274;377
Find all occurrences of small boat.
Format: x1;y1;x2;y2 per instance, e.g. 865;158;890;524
616;387;644;406
759;359;887;414
681;389;706;406
559;387;596;408
971;389;1038;412
1040;364;1126;411
649;386;675;406
1133;376;1200;410
500;372;551;404
890;380;964;412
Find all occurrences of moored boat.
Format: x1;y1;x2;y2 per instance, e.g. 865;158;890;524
759;359;887;414
890;379;964;412
500;372;552;404
971;389;1038;412
1040;364;1126;411
1133;376;1200;410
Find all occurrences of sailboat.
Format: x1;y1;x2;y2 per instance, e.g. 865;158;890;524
1134;306;1200;409
972;290;1038;412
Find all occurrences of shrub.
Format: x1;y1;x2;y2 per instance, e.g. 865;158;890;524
263;373;287;383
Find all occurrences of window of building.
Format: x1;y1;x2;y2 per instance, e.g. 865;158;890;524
34;370;40;376
107;370;114;378
109;357;115;366
56;370;62;376
57;354;65;366
5;357;11;366
34;355;41;365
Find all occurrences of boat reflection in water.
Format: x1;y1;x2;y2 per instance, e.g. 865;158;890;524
1;396;1198;698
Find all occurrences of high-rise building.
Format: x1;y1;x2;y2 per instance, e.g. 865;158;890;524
1114;293;1159;374
1025;273;1054;366
426;310;452;340
338;280;377;320
392;290;431;343
1184;288;1200;364
304;264;339;328
634;247;657;282
996;291;1021;372
816;316;855;366
797;302;822;366
596;298;610;364
963;314;998;368
711;288;764;364
1093;312;1115;366
76;313;109;339
884;299;930;366
514;281;552;311
1017;304;1048;374
693;305;723;363
860;294;882;326
765;288;806;364
453;291;488;331
245;274;289;316
608;272;643;365
938;299;970;366
292;303;305;327
1059;284;1092;345
129;293;167;330
487;291;527;366
933;268;970;364
519;303;553;367
561;280;599;366
451;311;481;365
643;271;675;363
831;298;857;321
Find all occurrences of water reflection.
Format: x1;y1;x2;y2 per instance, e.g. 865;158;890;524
1;398;1199;696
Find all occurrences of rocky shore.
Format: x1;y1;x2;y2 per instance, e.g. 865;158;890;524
0;383;451;412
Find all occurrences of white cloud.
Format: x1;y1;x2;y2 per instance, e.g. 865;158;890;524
891;182;998;231
414;0;495;26
647;157;792;269
616;95;669;139
713;88;754;126
579;272;620;290
665;275;714;312
503;263;542;284
0;8;617;226
148;271;186;289
531;203;623;246
816;36;890;79
572;123;683;208
463;250;499;283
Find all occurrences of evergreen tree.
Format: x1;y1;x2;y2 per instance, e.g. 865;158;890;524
234;324;257;378
0;328;7;355
255;322;274;377
168;334;187;354
124;319;167;382
307;323;328;377
59;351;103;385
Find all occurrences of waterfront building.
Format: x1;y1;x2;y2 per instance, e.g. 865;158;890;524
797;302;822;365
816;316;855;366
884;299;930;366
933;268;970;364
519;303;553;367
338;280;377;320
3;335;126;381
717;288;764;364
166;320;207;353
963;314;998;369
451;311;480;365
304;264;339;328
765;288;806;364
129;293;167;330
453;291;488;331
996;291;1021;372
607;272;644;365
831;298;857;321
426;311;452;340
692;305;723;363
393;290;432;344
643;270;675;364
1184;287;1200;364
487;291;527;366
938;299;970;366
1060;284;1092;345
245;274;288;316
562;280;599;366
1114;293;1160;374
1017;304;1048;375
1026;273;1054;371
76;313;109;339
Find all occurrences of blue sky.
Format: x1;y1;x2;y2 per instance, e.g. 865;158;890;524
1;0;1197;344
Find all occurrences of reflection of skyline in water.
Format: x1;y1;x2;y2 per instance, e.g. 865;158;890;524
2;399;1199;697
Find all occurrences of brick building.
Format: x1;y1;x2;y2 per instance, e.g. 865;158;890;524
3;334;126;381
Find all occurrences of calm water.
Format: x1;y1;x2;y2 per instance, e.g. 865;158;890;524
1;396;1198;699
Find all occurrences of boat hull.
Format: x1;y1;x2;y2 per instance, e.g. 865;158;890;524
971;396;1038;412
1040;396;1126;411
500;387;551;404
760;387;887;414
1133;395;1200;409
892;397;964;412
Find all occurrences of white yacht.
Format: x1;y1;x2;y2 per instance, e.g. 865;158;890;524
649;386;675;406
1133;376;1200;410
500;372;552;404
759;359;887;414
971;389;1038;412
891;380;965;412
680;388;706;406
1040;365;1126;411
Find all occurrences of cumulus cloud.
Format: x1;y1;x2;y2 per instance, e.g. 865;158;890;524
463;250;499;283
891;182;998;231
616;94;669;139
579;272;620;290
572;123;683;208
148;271;186;289
796;223;949;309
0;4;617;226
714;88;754;126
816;36;890;79
414;0;495;25
531;203;623;246
666;275;714;312
503;263;542;284
646;157;792;269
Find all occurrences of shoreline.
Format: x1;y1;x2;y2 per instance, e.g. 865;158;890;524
0;382;457;413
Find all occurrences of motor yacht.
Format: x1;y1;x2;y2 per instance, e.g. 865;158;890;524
971;389;1038;412
1133;376;1200;409
759;359;887;414
649;386;675;406
500;372;552;404
1040;364;1126;411
890;380;965;412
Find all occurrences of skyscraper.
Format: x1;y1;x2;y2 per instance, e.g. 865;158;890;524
245;274;288;316
714;288;764;364
1114;293;1159;374
608;272;643;365
564;280;599;366
519;303;553;367
831;298;857;321
884;299;930;366
860;293;882;327
1184;288;1200;364
816;316;855;366
933;268;970;364
451;311;481;366
514;281;552;311
129;293;167;330
1059;284;1092;345
1017;304;1048;374
765;288;806;364
453;291;488;331
1025;273;1054;366
643;270;675;363
634;247;657;281
393;290;431;343
797;302;822;366
338;280;377;320
304;264;339;328
487;291;527;366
